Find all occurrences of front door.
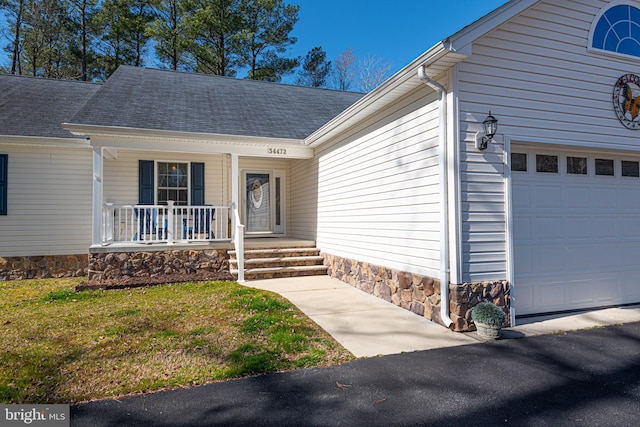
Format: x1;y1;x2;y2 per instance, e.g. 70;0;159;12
244;171;285;234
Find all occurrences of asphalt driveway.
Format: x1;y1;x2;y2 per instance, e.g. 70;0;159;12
72;321;640;427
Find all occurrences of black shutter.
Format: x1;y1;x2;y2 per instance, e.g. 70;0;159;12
0;154;7;215
191;162;205;205
138;160;154;205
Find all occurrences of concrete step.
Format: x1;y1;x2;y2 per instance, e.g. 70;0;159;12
229;248;321;259
243;239;317;250
229;246;327;280
230;264;329;280
230;255;325;269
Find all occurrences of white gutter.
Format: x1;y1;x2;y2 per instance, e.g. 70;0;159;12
62;123;305;146
418;65;453;328
0;134;90;148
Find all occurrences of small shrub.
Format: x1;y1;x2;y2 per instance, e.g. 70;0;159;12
471;302;506;327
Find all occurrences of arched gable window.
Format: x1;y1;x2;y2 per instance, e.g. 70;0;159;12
590;2;640;58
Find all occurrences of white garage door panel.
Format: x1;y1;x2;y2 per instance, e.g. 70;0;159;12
538;247;564;272
512;185;530;209
623;247;640;266
594;216;616;237
621;190;640;208
513;149;640;315
618;217;640;236
513;246;533;274
519;243;626;273
564;216;591;238
514;273;625;314
566;187;590;208
534;186;562;208
513;216;532;240
593;188;616;208
537;217;563;239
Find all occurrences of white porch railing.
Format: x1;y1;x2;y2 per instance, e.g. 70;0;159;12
102;202;231;244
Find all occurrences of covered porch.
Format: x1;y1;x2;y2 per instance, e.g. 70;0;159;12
68;126;316;283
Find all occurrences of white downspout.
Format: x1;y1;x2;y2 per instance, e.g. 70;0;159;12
418;65;453;327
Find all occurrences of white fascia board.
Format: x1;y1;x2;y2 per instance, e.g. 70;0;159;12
305;42;455;148
0;134;91;148
62;124;313;159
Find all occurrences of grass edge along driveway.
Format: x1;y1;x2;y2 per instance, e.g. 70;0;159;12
0;278;353;404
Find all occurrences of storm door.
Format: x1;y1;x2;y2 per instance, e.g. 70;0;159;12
243;170;285;234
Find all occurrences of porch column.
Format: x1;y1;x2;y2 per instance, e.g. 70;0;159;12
230;153;245;282
231;153;239;225
91;146;103;246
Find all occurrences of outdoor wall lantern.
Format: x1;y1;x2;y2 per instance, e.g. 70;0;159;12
475;112;498;151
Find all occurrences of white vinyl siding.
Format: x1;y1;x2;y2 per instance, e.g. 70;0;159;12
289;158;319;240
0;144;92;256
459;144;507;282
103;150;227;206
456;0;635;282
293;88;442;277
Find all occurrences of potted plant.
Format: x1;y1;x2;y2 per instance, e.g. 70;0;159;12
471;301;506;340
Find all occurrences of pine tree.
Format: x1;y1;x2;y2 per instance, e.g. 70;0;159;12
238;0;298;81
147;0;189;71
181;0;243;76
296;46;331;88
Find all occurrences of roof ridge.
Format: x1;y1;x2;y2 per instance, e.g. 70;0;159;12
115;65;364;96
0;72;100;86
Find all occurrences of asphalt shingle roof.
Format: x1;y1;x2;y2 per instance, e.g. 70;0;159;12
0;74;100;139
70;66;364;140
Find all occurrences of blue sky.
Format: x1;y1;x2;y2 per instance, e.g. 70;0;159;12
286;0;509;79
0;1;509;81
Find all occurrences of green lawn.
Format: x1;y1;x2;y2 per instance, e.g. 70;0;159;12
0;278;353;403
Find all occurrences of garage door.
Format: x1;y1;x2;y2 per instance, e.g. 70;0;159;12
512;148;640;316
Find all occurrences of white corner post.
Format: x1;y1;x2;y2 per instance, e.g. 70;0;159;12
503;136;516;327
230;153;245;282
91;146;104;247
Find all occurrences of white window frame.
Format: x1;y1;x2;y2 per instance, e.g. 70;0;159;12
588;0;640;62
156;160;190;206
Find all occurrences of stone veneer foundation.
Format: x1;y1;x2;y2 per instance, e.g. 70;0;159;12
323;253;511;332
449;281;511;331
0;255;88;280
87;248;231;283
0;249;233;284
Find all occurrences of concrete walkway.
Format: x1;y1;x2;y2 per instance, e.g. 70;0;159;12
246;276;475;357
246;276;640;357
